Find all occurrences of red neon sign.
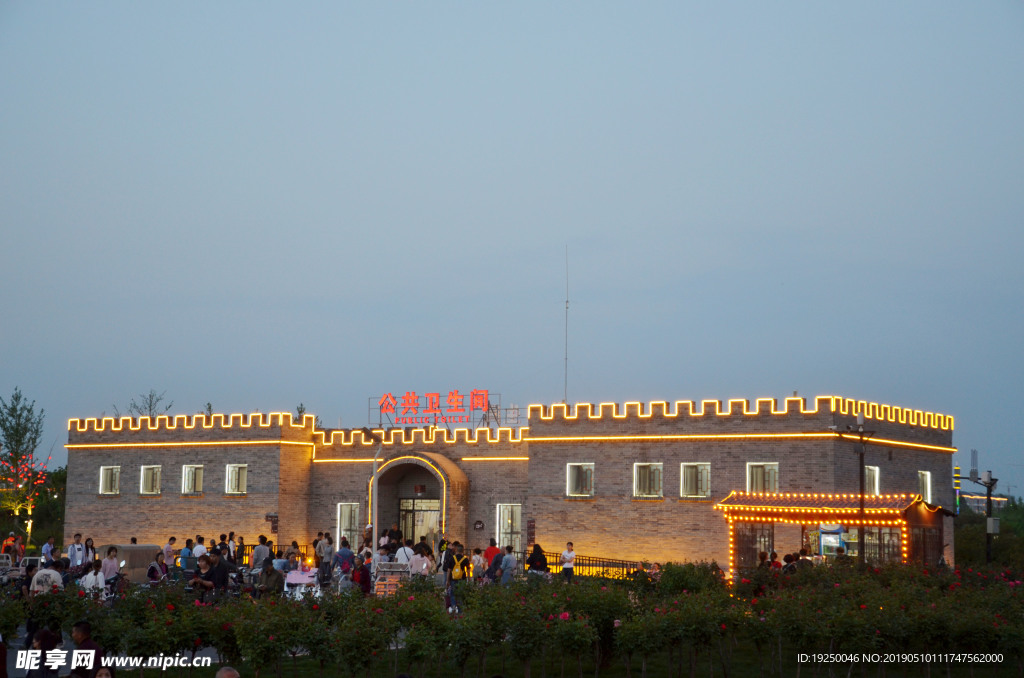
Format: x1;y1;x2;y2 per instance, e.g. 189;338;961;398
378;389;489;425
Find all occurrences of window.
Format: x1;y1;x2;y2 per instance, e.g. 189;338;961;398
496;503;522;552
918;471;932;504
181;465;204;494
633;463;663;498
864;466;880;496
747;463;779;493
336;503;360;547
566;463;594;497
681;463;711;498
99;466;120;495
225;464;248;495
140;466;161;495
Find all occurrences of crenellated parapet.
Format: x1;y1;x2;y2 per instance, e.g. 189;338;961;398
68;412;319;433
528;395;953;431
314;426;526;447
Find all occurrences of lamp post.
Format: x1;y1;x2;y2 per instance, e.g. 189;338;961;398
833;414;874;566
968;464;998;564
361;427;383;546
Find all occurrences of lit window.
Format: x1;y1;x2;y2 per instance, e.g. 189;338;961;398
140;466;161;495
496;503;522;552
336;503;360;546
225;464;248;495
633;463;663;498
865;466;880;496
747;463;779;493
566;463;594;497
681;463;711;498
182;465;204;494
918;471;932;504
99;466;120;495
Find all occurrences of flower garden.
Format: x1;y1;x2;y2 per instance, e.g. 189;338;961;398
2;562;1021;678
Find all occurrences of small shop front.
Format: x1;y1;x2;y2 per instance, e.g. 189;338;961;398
715;491;951;577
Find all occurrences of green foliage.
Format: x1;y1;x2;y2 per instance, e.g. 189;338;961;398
0;386;45;466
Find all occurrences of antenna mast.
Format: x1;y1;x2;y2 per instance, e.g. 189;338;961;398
564;245;569;404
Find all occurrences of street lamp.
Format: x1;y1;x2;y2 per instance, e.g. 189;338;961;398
967;454;998;564
361;427;383;544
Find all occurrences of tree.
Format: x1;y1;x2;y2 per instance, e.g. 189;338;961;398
0;387;45;468
201;403;213;416
114;390;174;419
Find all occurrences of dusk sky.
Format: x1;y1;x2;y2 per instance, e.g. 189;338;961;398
1;4;1022;494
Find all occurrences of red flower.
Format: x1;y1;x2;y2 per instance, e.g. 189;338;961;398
269;635;275;641
78;590;85;598
860;605;866;609
312;604;319;610
720;624;727;631
559;612;570;621
166;603;175;611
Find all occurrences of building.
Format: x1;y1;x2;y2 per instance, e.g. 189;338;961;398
63;394;956;570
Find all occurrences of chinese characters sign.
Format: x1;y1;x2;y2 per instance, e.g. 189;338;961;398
377;389;490;425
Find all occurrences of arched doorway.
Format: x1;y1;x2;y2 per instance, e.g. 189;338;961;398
379;462;441;543
369;453;469;548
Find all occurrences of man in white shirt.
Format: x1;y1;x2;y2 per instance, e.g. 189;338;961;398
41;536;56;565
193;536;208;559
30;560;65;595
560;542;576;583
250;535;270;569
66;533;86;568
395;539;415;564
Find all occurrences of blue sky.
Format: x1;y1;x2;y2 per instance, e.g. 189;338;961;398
1;3;1022;494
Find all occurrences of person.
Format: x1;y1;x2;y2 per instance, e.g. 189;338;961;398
781;553;797;574
352;554;372;595
484;547;503;583
25;629;59;677
70;620;103;678
163;536;176;564
312;531;324;566
833;547;853;566
67;533;87;569
335;538;355;575
526;543;548;577
560;542;576;583
81;560;105;592
193;536;208;559
190;554;216;602
217;534;229;556
41;535;56;566
447;543;470;613
83;537;97;564
30;559;64;595
285;540;301;561
208;549;230;591
436;534;449;569
215;667;241;678
358;538;374;562
483;538;500;567
378;529;390;549
316;534;335;582
500;545;517;585
769;551;782;569
12;534;25;563
179;538;194;562
1;531;14;555
797;547;814;570
757;551;770;569
256;557;284;597
272;550;289;572
147;551;168;583
227;531;237;563
234;535;245;565
101;547;120;580
130;537;137;545
471;547;486;580
251;535;270;569
388;522;403;544
286;552;299;572
409;544;431;577
418;535;434;559
395;538;415;564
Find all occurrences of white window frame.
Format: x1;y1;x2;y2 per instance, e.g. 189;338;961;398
918;470;932;504
865;465;880;496
496;503;522;552
99;466;120;495
181;465;204;495
565;463;595;497
746;462;779;493
139;465;161;495
225;464;248;495
336;502;360;547
633;462;664;498
680;462;711;498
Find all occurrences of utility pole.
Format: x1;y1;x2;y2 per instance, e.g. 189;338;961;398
969;450;999;565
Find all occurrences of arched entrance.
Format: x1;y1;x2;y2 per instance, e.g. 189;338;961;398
369;454;469;547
